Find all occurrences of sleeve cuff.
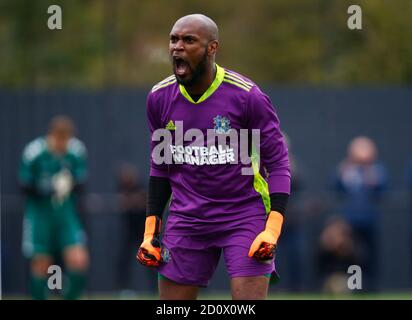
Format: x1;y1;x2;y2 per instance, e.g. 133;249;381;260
268;174;291;195
150;167;169;178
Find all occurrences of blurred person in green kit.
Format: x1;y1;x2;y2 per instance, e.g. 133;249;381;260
19;115;89;299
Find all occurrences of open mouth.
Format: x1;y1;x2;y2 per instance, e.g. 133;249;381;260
173;56;190;77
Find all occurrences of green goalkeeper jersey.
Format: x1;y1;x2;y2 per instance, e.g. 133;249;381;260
19;137;88;257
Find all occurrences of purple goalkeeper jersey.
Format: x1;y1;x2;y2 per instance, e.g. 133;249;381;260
147;64;290;235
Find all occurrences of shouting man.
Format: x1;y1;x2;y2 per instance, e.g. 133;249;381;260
137;14;290;300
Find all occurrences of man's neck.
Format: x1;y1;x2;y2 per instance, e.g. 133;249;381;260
46;136;65;156
184;63;216;97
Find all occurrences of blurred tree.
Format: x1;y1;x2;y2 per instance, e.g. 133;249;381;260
0;0;411;88
319;0;412;84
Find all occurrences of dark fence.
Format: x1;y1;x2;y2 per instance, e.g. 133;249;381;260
1;87;412;295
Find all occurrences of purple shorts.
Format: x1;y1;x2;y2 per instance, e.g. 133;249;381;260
157;218;276;287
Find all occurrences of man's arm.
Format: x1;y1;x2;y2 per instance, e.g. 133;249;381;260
19;141;53;198
137;93;172;267
246;87;291;197
69;138;88;194
147;176;172;217
246;87;291;260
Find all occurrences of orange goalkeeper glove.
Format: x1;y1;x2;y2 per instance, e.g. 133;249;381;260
248;211;284;261
136;215;162;267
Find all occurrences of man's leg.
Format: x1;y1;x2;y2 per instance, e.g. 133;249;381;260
159;275;199;300
24;212;53;300
222;219;275;300
30;255;53;300
231;276;270;300
63;245;89;300
156;233;221;299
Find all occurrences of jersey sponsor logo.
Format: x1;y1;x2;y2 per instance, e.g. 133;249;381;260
213;115;231;134
151;121;261;176
170;144;235;165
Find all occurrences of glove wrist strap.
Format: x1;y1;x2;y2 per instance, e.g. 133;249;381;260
266;211;284;243
144;215;162;240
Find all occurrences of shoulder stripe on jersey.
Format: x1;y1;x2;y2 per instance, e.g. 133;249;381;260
156;74;175;85
68;138;87;158
152;79;176;92
152;76;175;90
152;75;176;89
223;78;251;91
224;73;252;89
225;70;254;87
23;138;45;162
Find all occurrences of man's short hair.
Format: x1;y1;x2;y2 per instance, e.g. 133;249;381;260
49;115;75;137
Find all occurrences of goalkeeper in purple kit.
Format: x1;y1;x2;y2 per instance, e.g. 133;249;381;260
136;14;290;300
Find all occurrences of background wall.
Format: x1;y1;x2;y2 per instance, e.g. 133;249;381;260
1;0;412;298
2;88;411;295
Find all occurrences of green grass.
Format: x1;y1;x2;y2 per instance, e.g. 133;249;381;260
203;292;412;300
4;292;412;300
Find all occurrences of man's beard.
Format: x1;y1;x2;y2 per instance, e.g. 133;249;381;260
175;51;208;87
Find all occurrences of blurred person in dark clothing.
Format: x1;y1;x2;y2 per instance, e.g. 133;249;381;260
316;216;361;294
115;164;149;293
334;136;387;291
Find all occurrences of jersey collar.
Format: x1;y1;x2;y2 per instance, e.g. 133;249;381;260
178;64;224;104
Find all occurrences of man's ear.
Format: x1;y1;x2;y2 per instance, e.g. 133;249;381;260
208;40;219;56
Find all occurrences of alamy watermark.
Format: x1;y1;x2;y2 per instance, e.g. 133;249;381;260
47;5;62;30
347;5;362;30
347;265;362;290
47;5;361;31
47;265;62;290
